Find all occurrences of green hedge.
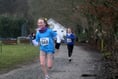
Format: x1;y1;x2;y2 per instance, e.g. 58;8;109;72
0;16;27;38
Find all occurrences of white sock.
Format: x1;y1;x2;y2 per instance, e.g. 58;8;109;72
45;75;50;78
68;57;71;59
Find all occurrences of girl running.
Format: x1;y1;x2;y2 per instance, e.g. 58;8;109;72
33;18;57;79
66;28;75;62
55;32;64;55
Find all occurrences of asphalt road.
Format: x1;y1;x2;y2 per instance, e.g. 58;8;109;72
0;45;102;79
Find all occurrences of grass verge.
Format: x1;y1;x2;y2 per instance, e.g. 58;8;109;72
0;44;39;73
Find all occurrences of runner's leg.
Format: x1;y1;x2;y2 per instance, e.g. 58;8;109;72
47;53;54;69
40;51;48;76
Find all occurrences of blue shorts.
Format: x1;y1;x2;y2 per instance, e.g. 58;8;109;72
40;49;54;54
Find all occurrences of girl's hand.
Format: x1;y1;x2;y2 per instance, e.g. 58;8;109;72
32;40;39;46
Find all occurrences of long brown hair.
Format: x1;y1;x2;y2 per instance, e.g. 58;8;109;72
38;18;49;27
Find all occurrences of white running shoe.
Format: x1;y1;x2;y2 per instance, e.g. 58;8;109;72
45;75;50;79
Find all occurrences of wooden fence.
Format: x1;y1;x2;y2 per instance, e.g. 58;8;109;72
2;38;30;45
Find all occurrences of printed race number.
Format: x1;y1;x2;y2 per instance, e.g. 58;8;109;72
40;38;49;46
67;38;72;43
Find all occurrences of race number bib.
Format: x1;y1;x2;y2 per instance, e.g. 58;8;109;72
40;38;49;46
67;38;72;43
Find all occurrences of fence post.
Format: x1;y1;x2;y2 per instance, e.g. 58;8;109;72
17;37;20;44
0;41;2;53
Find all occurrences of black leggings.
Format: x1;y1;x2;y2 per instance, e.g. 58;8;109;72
55;43;61;49
67;45;74;57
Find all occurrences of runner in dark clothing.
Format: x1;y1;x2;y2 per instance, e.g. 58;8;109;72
65;28;75;62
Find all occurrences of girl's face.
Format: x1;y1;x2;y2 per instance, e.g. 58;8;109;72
67;28;72;33
37;19;46;28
